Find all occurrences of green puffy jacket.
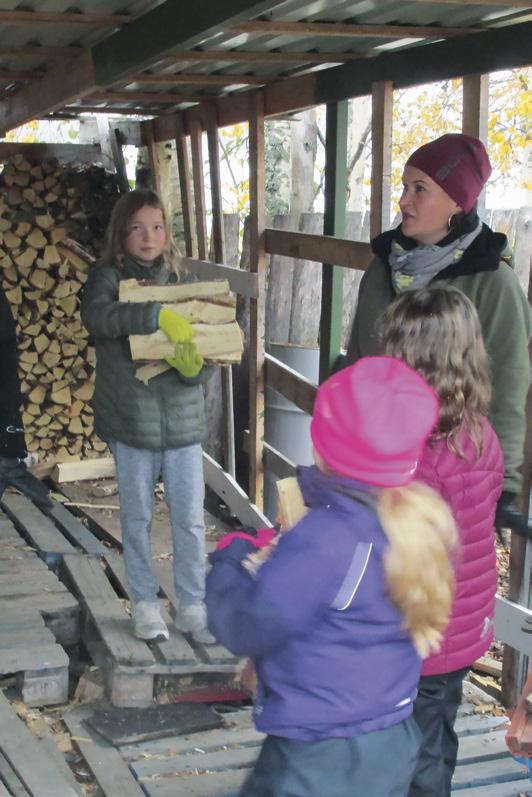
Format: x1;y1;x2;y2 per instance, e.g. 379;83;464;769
346;223;531;495
81;255;206;451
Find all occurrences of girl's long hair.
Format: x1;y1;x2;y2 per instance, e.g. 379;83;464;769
101;189;181;273
378;481;458;658
378;286;491;458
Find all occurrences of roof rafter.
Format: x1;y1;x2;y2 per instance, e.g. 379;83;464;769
0;10;132;25
0;46;82;59
121;73;267;86
89;91;208;104
231;21;485;38
156;50;368;64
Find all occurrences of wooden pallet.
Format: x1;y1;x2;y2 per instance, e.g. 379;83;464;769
62;553;240;708
0;509;79;705
0;690;80;797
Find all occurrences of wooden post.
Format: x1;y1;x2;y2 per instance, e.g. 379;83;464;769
174;113;197;258
109;127;130;194
319;100;348;382
462;73;489;216
370;81;393;240
206;104;236;478
248;92;266;508
189;117;208;261
142;120;162;195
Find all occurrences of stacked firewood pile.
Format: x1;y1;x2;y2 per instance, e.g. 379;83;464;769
0;153;120;461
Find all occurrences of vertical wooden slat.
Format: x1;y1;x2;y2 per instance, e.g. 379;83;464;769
248;92;266;508
320;100;348;383
143;120;161;195
109;126;129;194
370;80;393;240
206;104;236;478
462;73;489;216
174;113;197;258
189;117;208;261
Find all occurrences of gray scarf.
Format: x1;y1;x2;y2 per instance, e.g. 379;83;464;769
389;222;482;293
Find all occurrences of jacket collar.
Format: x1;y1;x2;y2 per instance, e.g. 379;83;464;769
120;253;169;283
372;217;511;280
297;465;377;511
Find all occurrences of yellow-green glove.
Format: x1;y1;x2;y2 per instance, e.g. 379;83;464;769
158;307;194;343
165;341;204;378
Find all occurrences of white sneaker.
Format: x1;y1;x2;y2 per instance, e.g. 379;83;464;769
174;602;216;645
132;601;169;642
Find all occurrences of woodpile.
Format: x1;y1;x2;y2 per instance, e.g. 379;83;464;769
120;278;244;380
0;153;120;462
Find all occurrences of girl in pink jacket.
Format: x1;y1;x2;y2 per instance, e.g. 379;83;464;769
378;285;504;797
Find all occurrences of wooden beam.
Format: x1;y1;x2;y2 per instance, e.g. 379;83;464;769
203;452;270;527
0;10;132;25
0;49;98;136
320;100;348;382
248;92;266;508
62;105;162;116
0;142;100;163
123;73;266;86
232;21;485;38
109;127;130;194
91;1;286;86
370;81;393;239
0;70;41;82
142;120;162;195
158;50;369;64
181;257;258;298
175;114;197;258
462;73;489;214
264;354;317;416
265;228;373;271
0;45;81;59
189;117;208;261
243;431;297;480
90;91;206;104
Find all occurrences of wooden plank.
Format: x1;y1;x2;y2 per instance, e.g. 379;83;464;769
190;117;208;261
265;228;373;271
51;457;116;483
125;73;265;87
161;50;372;64
0;593;79;645
181;258;258;298
0;10;131;25
63;707;146;797
109;126;130;194
45;503;107;556
0;142;101;163
0;750;30;797
122;724;263;763
175;113;197;258
61;554;156;667
462;73;489;215
232;20;486;38
370;81;393;239
495;595;532;655
143;120;161;195
452;755;527;789
455;782;531;797
0;493;76;557
248;91;266;509
0;690;79;797
264;353;317;416
457;730;510;763
320;100;348;381
203;452;270;527
131;745;258;779
140;769;248;797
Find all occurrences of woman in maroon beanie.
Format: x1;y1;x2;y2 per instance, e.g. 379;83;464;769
345;133;530;537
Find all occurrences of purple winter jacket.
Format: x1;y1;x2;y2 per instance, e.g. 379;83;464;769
206;466;421;741
416;417;503;676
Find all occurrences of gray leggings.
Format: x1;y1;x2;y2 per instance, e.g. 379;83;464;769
111;441;205;606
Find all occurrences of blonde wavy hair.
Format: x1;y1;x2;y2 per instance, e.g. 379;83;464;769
101;189;181;274
378;481;458;658
378;286;491;458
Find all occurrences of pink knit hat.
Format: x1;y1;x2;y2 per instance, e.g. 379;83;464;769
406;133;491;213
310;357;438;487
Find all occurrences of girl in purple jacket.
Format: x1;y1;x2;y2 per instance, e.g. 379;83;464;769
207;356;457;797
378;285;504;797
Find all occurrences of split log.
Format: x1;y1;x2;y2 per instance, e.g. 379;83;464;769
129;323;243;363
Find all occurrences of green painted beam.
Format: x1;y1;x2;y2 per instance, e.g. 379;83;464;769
92;0;284;86
319;100;348;383
313;21;532;107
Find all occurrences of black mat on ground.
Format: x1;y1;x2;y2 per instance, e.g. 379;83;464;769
84;702;224;745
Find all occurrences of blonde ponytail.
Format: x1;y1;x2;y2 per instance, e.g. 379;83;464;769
377;482;458;658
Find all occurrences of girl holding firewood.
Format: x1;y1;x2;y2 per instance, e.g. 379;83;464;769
81;189;214;645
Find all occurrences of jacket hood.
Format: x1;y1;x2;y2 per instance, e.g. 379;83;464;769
372;217;511;280
297;465;376;512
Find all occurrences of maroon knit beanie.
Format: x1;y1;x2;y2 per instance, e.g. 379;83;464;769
406;133;492;213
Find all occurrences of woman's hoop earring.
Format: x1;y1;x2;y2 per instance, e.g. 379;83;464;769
447;214;455;230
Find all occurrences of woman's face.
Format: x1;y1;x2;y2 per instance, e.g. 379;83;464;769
124;205;167;264
399;165;460;246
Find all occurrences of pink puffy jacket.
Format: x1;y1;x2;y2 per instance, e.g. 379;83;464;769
417;417;503;676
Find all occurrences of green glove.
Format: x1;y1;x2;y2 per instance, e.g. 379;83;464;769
165;341;204;378
158;307;194;343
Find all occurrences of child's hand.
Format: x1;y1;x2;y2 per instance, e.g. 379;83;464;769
165;341;204;378
158;307;194;343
